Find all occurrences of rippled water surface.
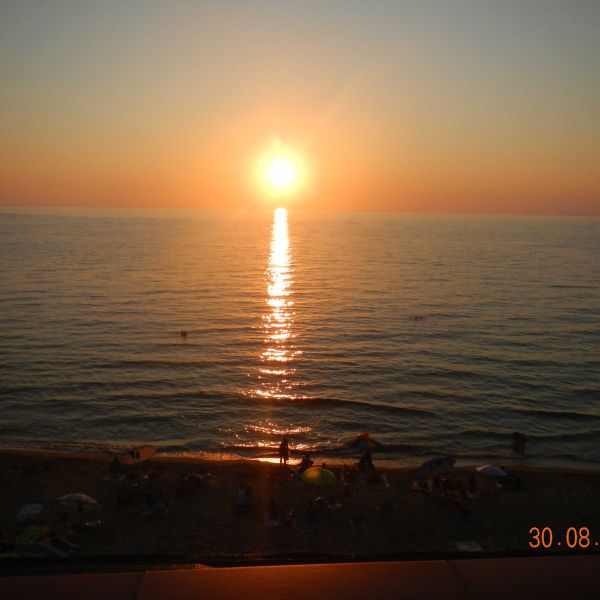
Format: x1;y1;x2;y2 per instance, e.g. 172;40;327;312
1;208;599;465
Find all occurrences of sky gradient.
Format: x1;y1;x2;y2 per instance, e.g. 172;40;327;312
1;1;599;214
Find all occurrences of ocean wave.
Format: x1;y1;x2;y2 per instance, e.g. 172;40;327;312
512;408;600;422
548;284;598;290
90;358;216;370
244;395;437;418
524;431;600;443
403;368;480;380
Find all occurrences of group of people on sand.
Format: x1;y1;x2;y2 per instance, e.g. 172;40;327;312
411;466;523;518
262;495;341;531
278;436;382;483
271;436;387;516
278;438;318;475
411;473;477;516
280;436;375;470
349;447;388;485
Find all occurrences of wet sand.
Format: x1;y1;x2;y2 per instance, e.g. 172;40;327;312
1;449;600;562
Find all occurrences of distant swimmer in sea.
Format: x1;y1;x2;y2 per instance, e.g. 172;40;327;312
278;436;290;465
512;432;527;455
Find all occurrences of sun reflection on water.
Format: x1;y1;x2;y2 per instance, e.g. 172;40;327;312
255;207;303;399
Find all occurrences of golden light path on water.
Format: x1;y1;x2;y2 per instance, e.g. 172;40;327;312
255;207;303;400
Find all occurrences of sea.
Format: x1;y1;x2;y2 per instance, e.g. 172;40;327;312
1;207;599;468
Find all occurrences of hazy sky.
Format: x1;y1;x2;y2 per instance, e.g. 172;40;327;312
1;1;599;214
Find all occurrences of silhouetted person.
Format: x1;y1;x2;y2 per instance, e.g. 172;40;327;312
298;453;313;474
265;498;282;527
278;437;290;465
358;448;373;470
513;432;527;455
236;484;251;514
109;457;121;479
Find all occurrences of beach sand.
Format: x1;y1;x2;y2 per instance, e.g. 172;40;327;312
1;449;600;563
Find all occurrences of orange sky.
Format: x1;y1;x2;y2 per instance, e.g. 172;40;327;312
1;2;599;215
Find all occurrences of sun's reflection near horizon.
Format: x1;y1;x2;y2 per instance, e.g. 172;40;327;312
255;207;303;400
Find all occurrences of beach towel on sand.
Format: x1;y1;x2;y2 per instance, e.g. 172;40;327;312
16;503;43;522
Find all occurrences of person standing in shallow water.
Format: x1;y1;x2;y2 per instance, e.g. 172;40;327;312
278;436;290;465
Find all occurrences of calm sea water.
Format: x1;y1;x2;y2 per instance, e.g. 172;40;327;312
1;208;599;466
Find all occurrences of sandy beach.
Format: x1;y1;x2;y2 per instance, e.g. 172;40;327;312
2;449;600;565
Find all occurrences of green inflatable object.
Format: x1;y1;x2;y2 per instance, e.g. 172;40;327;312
300;466;336;485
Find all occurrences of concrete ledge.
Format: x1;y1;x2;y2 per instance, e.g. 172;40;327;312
1;555;597;599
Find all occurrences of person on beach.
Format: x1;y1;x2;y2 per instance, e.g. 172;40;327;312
236;485;247;510
358;448;373;470
297;499;319;531
278;437;290;465
176;476;194;497
467;473;479;499
141;491;170;518
235;484;253;514
298;453;313;474
109;457;121;479
326;496;342;512
265;498;283;527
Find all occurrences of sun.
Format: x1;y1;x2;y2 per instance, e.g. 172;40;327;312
256;141;307;198
267;158;296;190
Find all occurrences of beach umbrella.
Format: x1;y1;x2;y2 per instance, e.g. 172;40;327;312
300;467;336;486
57;493;99;508
418;456;456;479
348;432;382;450
475;465;508;478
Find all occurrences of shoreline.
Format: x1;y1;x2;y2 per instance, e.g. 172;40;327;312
2;442;600;474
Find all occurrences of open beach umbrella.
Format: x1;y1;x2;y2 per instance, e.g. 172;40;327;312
475;465;508;478
300;467;336;486
418;456;456;479
348;432;382;450
57;493;99;508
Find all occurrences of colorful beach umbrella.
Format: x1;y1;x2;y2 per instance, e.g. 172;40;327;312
418;456;456;479
300;467;336;486
348;432;382;450
475;465;508;478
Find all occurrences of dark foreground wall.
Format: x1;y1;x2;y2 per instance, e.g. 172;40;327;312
0;555;598;600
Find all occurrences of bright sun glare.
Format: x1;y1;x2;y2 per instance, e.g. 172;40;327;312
257;141;306;198
267;158;296;190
